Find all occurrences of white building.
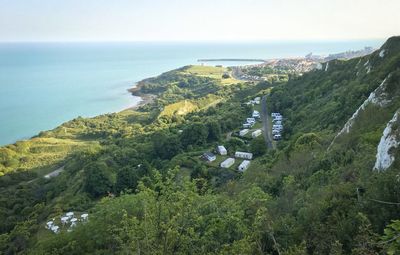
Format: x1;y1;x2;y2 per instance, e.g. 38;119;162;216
217;145;227;155
271;112;281;117
272;129;280;135
273;116;283;121
235;151;253;160
238;160;251;172
220;158;235;168
247;118;256;124
252;129;262;138
243;123;252;128
273;124;283;131
275;120;282;125
51;225;60;234
273;134;282;140
252;110;260;118
46;221;54;229
66;212;74;218
81;213;89;221
239;129;249;136
203;152;216;162
61;216;69;224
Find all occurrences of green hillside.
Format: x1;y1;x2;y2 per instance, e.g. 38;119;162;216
1;38;400;254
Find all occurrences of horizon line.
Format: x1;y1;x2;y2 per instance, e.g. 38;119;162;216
0;37;388;44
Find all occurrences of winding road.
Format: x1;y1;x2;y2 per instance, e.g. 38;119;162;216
261;96;273;149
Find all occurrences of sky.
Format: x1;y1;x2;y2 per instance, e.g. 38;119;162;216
0;0;399;42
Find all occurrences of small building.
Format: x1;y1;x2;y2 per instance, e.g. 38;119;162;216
66;212;74;218
271;112;281;117
247;118;256;124
272;124;283;131
252;110;260;118
81;213;89;221
238;160;251;172
243;123;251;128
51;225;60;234
239;129;249;137
46;221;54;229
252;129;262;138
202;152;216;162
220;158;235;168
272;129;280;135
217;145;227;155
275;120;282;125
273;115;283;121
273;134;282;140
61;216;69;224
70;218;78;227
235;151;253;160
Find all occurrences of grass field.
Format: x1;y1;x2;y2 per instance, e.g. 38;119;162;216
159;94;222;117
181;65;241;86
0;137;97;177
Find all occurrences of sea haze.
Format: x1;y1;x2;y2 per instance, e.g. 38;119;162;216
0;40;383;145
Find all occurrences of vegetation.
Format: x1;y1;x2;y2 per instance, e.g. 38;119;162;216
1;37;400;254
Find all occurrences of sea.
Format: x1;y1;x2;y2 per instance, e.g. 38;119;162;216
0;40;384;145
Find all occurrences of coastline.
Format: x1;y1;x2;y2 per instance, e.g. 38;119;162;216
126;82;156;110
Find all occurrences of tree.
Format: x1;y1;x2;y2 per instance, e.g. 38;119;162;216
381;220;400;255
181;123;209;147
152;132;181;159
251;137;267;156
116;167;139;193
84;162;114;197
207;121;222;141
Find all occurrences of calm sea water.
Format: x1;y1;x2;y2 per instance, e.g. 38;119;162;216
0;40;384;145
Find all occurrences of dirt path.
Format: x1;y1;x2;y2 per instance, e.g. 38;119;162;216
261;96;273;149
26;165;65;184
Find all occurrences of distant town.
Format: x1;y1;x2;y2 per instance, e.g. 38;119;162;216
199;46;376;82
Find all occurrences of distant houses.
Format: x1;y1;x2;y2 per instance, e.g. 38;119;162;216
46;211;89;234
198;96;265;173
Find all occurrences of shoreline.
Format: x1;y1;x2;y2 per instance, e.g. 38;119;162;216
126;82;156;110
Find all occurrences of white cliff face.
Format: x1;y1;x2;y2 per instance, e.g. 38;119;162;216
373;110;400;171
379;49;386;58
325;62;329;71
338;77;389;135
328;76;391;149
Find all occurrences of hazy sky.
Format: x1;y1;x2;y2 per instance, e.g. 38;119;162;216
0;0;399;42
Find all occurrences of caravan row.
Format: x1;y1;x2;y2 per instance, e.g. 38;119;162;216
271;112;283;141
